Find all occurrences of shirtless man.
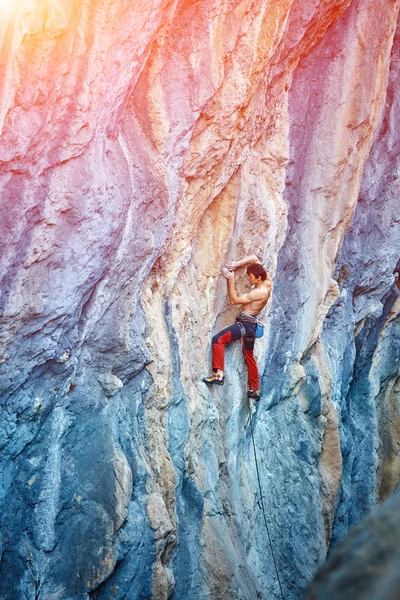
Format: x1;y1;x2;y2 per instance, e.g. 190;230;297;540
202;255;272;400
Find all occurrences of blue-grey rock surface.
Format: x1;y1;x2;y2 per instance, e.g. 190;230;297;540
307;490;400;600
0;1;400;599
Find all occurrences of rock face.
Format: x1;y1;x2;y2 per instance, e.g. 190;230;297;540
307;490;400;600
0;1;399;599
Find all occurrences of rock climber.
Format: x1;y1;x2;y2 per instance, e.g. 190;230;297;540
202;255;272;401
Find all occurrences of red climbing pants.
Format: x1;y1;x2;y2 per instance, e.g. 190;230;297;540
212;322;260;390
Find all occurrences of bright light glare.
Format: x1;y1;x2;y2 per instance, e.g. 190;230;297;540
0;0;13;11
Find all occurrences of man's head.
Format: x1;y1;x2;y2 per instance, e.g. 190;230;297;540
247;263;267;282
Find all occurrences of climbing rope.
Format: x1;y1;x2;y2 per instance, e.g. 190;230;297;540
247;401;285;600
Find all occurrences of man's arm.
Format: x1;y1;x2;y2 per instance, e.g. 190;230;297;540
225;254;261;270
222;268;269;305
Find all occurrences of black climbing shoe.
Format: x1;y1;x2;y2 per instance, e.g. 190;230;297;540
248;390;260;401
202;375;225;386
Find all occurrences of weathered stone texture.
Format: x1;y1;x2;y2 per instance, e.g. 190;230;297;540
307;489;400;600
0;1;400;599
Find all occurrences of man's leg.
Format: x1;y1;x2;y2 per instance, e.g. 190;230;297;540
212;323;242;374
243;336;260;395
203;323;242;385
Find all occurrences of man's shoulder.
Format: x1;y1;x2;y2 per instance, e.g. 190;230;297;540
250;286;269;299
259;281;272;299
263;279;272;290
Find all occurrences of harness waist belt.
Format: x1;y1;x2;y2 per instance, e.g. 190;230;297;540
237;312;259;323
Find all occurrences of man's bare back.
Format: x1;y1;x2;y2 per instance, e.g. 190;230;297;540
222;255;272;316
241;279;271;315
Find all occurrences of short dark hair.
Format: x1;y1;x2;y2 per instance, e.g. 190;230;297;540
247;263;267;280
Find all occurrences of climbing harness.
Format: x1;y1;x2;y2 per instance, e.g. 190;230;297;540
237;312;265;338
247;401;285;600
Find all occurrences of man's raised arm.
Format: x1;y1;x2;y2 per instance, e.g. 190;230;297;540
225;254;261;270
221;267;259;305
221;267;240;304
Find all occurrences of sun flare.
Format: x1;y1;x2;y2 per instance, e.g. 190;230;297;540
0;0;13;12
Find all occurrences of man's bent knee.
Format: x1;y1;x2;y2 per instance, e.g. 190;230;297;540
212;330;232;345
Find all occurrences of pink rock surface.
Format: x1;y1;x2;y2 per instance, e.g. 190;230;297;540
0;1;399;599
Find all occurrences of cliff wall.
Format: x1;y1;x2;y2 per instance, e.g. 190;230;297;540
0;1;399;599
